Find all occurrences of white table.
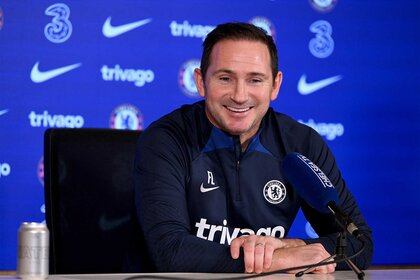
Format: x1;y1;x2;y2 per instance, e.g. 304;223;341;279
1;269;420;280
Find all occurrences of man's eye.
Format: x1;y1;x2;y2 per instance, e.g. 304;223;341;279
250;78;262;84
219;77;231;82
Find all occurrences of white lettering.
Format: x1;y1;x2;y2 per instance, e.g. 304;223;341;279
207;171;215;185
240;228;255;236
208;224;223;241
256;227;271;236
169;20;215;40
299;119;344;140
271;226;286;238
298;154;334;188
101;64;154;87
220;220;240;245
195;218;210;240
194;218;285;245
28;111;84;128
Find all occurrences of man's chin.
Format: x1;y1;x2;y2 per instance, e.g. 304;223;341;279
221;126;250;136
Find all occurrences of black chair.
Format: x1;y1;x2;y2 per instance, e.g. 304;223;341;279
44;128;155;274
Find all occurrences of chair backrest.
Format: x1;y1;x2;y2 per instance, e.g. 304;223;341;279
44;128;154;274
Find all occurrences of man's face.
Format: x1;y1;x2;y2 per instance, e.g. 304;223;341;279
194;39;282;144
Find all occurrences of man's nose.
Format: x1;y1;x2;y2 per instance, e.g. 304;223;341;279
231;80;248;103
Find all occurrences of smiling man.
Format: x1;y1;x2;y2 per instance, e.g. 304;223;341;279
194;38;281;152
134;22;373;274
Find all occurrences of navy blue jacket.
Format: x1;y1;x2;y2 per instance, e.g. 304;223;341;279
134;101;373;272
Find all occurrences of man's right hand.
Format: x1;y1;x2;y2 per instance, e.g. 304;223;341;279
231;235;336;274
270;243;336;274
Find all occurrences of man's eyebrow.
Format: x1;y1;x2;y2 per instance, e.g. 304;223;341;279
212;69;235;75
212;69;269;78
248;72;269;78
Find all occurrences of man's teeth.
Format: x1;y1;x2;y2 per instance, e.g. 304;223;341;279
227;106;250;113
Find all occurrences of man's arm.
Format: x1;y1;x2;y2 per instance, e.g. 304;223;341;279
301;129;374;270
302;186;373;270
230;235;336;274
134;127;245;272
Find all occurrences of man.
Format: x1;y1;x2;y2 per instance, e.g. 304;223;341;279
134;22;373;274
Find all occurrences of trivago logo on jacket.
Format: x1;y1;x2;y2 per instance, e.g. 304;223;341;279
194;218;285;245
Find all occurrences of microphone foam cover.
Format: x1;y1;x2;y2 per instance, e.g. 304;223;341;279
282;152;339;213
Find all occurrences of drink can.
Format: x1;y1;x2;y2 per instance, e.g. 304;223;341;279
17;222;49;280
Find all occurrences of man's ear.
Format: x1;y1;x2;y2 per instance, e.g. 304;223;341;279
270;71;283;101
194;68;206;98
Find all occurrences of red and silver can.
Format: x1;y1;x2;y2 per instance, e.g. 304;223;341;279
17;222;49;280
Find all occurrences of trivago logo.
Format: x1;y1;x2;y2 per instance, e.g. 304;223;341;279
101;64;154;87
169;20;215;40
29;111;84;128
299;119;344;140
0;162;11;178
195;218;285;245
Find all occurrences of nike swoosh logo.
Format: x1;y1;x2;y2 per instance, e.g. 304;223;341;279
297;74;342;95
200;183;220;193
0;109;9;116
30;62;82;83
102;17;152;38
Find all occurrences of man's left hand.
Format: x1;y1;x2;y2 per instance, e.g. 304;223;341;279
230;235;289;273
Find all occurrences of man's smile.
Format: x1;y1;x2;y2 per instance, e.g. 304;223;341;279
224;106;253;113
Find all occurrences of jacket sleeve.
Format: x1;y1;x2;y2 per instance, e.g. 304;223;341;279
301;129;374;270
133;125;245;272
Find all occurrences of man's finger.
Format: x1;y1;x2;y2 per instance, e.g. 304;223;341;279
263;243;275;269
243;239;257;273
254;242;265;273
230;237;245;259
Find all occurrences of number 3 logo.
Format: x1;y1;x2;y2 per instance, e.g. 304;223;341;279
44;3;72;43
309;20;334;59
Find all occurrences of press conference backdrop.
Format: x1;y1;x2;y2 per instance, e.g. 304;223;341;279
0;0;419;269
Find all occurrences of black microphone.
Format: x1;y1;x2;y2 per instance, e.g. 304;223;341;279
282;152;362;240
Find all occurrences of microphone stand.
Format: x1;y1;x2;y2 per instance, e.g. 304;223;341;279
334;231;365;279
295;230;365;279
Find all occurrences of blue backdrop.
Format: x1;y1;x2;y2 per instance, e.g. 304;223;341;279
1;0;419;269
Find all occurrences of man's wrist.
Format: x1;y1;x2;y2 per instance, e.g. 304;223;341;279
280;238;306;248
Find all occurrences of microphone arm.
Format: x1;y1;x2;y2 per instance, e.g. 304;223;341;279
327;201;363;241
295;231;366;279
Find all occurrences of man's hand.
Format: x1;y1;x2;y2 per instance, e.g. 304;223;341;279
230;235;336;274
272;243;336;274
230;235;287;273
